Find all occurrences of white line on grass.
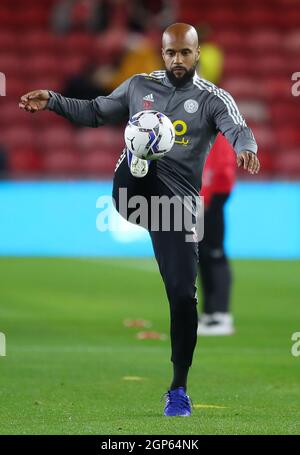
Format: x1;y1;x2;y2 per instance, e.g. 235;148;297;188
8;345;167;354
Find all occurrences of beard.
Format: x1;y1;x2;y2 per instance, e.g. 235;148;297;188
166;65;197;88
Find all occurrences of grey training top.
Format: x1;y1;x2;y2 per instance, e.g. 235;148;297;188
47;70;257;200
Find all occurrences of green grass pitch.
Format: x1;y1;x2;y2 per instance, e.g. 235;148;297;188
0;258;299;435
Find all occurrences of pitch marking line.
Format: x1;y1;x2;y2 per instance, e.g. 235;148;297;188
194;404;227;409
123;376;145;381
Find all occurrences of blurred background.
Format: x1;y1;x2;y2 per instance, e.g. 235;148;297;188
0;0;300;436
0;0;299;257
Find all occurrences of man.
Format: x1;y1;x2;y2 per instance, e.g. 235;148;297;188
19;23;260;417
197;133;236;336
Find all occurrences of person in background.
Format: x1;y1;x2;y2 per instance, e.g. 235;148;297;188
107;33;163;91
197;133;236;336
63;63;112;100
196;23;235;336
0;144;8;176
197;23;224;84
51;0;177;35
127;0;178;33
51;0;104;34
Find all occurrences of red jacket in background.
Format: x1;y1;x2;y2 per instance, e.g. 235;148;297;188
200;133;236;207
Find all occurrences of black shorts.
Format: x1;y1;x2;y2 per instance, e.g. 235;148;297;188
112;156;199;366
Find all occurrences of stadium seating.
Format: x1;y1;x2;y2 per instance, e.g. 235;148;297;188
0;0;299;178
80;149;120;176
41;148;81;176
8;146;42;175
40;126;76;151
273;148;300;177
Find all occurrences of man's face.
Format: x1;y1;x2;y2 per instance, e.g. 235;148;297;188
162;33;200;87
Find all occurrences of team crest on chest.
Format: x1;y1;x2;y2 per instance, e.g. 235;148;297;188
184;99;199;113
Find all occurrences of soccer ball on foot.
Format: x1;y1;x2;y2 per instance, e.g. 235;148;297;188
124;110;175;160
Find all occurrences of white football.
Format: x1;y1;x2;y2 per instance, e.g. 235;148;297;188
124;110;175;160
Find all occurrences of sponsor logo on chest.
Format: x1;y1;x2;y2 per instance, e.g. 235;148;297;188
143;93;154;109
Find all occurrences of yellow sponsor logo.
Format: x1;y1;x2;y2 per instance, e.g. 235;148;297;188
173;120;189;146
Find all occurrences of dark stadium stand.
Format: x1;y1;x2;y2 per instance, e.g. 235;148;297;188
0;0;299;178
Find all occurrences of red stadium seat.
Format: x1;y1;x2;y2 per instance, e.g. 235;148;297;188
59;55;88;77
287;56;300;75
77;128;106;151
273;148;300;177
277;8;300;28
0;54;22;77
250;124;275;149
31;110;69;128
269;101;300;125
254;55;288;76
223;54;250;76
77;128;103;151
212;30;244;51
109;128;126;151
238;100;268;123
18;30;60;54
89;29;131;66
0;30;17;52
0;101;33;128
283;30;300;53
29;76;64;93
1;0;55;6
8;146;42;174
5;77;29;99
0;8;12;25
257;148;274;175
13;8;49;29
77;127;124;152
81;149;117;176
274;127;300;147
239;8;281;28
222;77;261;99
41;148;81;176
246;30;283;53
62;33;96;55
2;126;35;149
198;9;240;28
261;78;292;100
21;54;62;78
39;127;76;151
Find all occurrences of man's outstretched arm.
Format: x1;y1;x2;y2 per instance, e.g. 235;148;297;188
19;77;133;127
19;90;100;127
209;90;260;175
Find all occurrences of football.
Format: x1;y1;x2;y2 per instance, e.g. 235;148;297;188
124;110;175;160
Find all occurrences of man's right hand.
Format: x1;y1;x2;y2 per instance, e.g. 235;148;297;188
19;90;50;113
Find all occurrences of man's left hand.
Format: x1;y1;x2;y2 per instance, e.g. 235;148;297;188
237;151;260;174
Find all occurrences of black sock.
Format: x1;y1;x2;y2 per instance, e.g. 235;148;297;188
170;364;189;391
